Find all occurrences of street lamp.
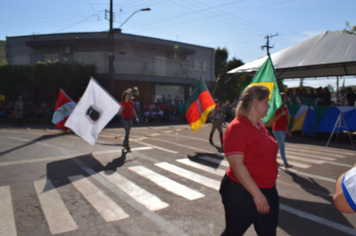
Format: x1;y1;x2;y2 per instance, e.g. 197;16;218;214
108;6;151;94
117;8;151;30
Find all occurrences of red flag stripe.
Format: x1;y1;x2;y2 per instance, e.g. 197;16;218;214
186;90;214;124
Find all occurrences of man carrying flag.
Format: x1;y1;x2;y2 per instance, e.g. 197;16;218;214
185;78;215;133
65;77;121;145
249;56;283;123
52;89;76;132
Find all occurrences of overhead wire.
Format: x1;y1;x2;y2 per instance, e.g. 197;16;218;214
55;14;101;33
122;0;300;47
121;0;291;41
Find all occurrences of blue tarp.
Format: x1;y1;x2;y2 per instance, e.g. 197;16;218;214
302;106;356;136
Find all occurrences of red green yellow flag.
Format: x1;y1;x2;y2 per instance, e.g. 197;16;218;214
250;56;283;123
185;78;215;133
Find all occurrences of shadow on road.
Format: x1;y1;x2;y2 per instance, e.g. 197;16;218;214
0;133;69;157
42;149;133;193
187;152;225;169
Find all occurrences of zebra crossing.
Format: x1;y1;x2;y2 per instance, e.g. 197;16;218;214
0;186;17;236
0;142;354;235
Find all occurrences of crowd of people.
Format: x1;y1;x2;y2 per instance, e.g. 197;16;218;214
284;87;356;107
117;98;187;124
1;87;355;127
0;97;55;125
0;95;188;126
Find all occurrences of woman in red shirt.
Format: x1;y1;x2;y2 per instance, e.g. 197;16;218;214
272;92;293;169
120;90;139;152
220;85;279;236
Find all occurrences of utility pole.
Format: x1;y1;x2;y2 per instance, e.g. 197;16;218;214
108;0;114;95
261;33;278;57
107;4;150;95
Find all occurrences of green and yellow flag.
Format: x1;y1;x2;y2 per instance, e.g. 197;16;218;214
250;56;282;123
185;78;215;133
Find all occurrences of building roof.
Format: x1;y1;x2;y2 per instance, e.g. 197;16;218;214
7;31;214;51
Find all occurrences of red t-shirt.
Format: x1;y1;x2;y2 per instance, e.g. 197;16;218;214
120;100;135;119
223;115;278;188
272;105;288;131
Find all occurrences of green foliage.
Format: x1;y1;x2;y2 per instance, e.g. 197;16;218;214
214;47;228;79
342;21;356;35
277;79;286;92
214;46;246;102
0;62;96;101
226;58;244;72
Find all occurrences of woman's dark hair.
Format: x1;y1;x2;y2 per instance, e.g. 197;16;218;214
236;85;270;116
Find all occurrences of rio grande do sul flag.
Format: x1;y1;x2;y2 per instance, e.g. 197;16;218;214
51;89;76;132
64;77;121;145
185;78;215;133
250;56;283;123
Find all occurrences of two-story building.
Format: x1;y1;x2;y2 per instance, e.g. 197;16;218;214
5;32;215;103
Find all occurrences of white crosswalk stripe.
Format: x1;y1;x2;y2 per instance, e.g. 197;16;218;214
155;162;221;190
33;179;78;235
286;143;354;156
279;153;325;164
99;171;169;211
176;158;226;177
68;175;129;222
284;150;337;161
0;185;17;236
285;146;346;158
277;158;311;169
128;165;205;200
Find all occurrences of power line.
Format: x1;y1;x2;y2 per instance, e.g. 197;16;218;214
55;14;100;33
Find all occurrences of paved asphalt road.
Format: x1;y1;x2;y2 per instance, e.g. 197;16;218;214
0;120;355;236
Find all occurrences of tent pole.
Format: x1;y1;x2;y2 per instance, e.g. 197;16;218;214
336;76;339;105
299;78;304;87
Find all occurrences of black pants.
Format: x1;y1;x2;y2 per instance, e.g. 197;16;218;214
219;175;279;236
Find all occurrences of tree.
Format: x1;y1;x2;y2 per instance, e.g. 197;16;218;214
226;58;244;72
214;47;228;79
213;47;245;102
342;21;356;35
0;62;96;101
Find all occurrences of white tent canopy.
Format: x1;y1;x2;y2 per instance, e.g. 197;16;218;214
228;31;356;79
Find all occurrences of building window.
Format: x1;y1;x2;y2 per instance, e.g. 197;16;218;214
44;54;59;63
194;60;206;71
74;52;106;73
154;56;167;76
12;54;30;65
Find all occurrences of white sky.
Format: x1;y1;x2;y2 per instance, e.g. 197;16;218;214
1;0;355;89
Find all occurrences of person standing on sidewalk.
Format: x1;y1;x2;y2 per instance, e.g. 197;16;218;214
14;96;24;126
120;90;139;152
209;98;225;147
272;92;293;169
